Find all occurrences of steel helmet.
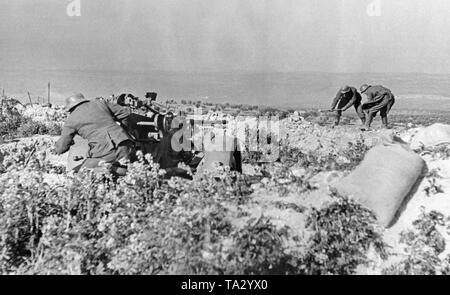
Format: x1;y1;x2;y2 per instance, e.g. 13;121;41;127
65;93;89;112
360;84;371;93
340;85;352;94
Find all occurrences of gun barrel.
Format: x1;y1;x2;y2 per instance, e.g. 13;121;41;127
150;101;168;111
188;119;227;125
199;120;227;125
136;121;157;126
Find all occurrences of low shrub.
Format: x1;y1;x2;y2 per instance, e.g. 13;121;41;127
278;138;370;172
0;116;25;137
16;120;62;137
0;115;62;139
0;145;299;274
383;210;450;275
299;195;388;275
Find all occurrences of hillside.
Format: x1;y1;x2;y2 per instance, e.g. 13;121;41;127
1;100;450;274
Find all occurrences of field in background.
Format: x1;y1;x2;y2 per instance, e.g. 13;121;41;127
2;70;450;110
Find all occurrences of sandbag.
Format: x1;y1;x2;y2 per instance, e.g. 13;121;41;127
196;134;242;173
333;143;425;227
410;123;450;149
196;150;241;173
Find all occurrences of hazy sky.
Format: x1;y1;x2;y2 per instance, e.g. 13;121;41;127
1;0;450;73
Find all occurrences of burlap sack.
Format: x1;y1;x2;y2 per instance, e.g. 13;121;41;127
333;143;425;227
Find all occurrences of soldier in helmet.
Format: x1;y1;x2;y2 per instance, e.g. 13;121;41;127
359;84;395;130
329;85;365;126
55;93;135;174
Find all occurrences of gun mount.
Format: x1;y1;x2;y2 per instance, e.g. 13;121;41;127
67;92;242;174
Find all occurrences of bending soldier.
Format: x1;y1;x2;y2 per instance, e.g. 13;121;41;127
329;85;365;126
55;93;135;175
360;84;395;130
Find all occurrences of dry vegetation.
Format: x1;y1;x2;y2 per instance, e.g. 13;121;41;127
1;99;450;274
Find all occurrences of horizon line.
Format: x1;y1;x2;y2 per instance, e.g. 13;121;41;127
1;67;450;76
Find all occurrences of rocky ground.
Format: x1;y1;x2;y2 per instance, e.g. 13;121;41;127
1;104;450;274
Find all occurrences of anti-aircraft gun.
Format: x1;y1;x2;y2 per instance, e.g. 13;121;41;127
71;92;242;174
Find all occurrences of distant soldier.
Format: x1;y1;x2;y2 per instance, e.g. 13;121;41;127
55;93;135;174
329;85;365;126
360;84;395;130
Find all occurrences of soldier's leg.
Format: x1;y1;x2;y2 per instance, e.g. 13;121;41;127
78;142;134;175
387;96;395;113
381;96;395;128
354;102;365;124
80;158;102;169
369;95;390;114
334;97;349;126
334;110;342;126
364;111;376;129
78;153;123;175
115;140;136;163
109;141;136;176
380;108;389;128
365;95;391;129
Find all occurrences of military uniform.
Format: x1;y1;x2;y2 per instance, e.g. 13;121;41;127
330;86;365;125
55;99;134;170
361;85;395;129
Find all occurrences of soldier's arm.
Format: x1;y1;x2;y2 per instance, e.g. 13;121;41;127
342;91;357;111
367;95;391;114
330;91;341;110
370;90;390;103
55;125;76;155
107;102;132;122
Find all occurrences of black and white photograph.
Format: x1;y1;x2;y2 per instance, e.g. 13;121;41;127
1;0;450;279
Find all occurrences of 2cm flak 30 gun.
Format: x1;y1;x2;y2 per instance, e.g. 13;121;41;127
69;92;242;175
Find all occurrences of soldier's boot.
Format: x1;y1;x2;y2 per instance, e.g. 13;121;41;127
333;111;342;127
112;165;128;176
362;112;375;131
381;115;390;129
359;115;366;125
